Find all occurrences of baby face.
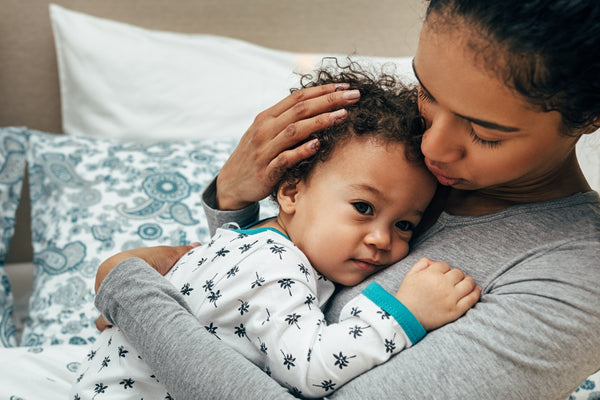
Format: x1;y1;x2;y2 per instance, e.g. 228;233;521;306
282;136;437;286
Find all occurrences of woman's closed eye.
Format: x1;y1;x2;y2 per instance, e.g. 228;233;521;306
352;201;374;215
417;86;435;104
469;126;502;148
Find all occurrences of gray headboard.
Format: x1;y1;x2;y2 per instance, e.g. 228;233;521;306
0;0;426;262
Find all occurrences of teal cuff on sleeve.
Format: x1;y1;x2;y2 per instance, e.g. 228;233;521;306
362;281;426;345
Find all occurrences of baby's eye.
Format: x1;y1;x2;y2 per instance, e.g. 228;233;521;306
353;202;373;215
395;220;414;231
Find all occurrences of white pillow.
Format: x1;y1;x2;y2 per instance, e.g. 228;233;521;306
577;131;600;193
49;4;414;142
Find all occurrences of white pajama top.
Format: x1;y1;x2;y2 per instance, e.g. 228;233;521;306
71;226;424;399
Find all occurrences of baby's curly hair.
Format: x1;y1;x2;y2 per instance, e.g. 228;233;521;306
271;58;425;201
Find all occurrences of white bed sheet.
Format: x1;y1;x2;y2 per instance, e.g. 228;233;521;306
0;344;87;398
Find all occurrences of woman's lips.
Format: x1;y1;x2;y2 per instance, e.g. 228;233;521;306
426;162;461;186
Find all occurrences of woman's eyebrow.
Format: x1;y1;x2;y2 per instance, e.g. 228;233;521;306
411;59;521;133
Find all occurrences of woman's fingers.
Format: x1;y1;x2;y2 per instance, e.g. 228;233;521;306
264;83;351;119
216;85;360;210
96;315;112;332
95;244;200;292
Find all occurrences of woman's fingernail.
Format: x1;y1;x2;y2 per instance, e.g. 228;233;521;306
308;138;320;151
335;83;350;91
343;89;360;100
330;109;347;121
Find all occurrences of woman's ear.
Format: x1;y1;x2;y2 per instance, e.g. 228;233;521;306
277;180;301;215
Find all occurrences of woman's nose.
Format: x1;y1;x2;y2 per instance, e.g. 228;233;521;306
421;112;466;164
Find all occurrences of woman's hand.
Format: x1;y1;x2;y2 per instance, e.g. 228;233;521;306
94;243;200;332
216;84;360;210
94;243;200;293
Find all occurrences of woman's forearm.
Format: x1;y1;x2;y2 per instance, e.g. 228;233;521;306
95;258;293;400
201;176;260;235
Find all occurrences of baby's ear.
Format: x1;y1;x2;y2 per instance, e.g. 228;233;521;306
277;180;301;214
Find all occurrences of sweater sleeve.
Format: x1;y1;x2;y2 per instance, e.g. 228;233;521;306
201;176;260;236
95;258;293;400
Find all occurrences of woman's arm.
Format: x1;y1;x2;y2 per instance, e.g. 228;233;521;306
201;177;260;236
96;257;294;400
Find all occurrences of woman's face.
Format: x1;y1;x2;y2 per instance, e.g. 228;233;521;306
413;16;582;202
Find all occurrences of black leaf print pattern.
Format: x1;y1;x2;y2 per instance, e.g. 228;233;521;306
281;350;296;370
298;263;310;281
285;313;302;329
120;378;134;389
211;247;230;262
226;265;239;278
98;356;110;372
261;308;271;325
348;325;369;339
231;232;248;241
278;278;295;295
204;322;221;339
202;273;218;292
377;309;391;320
92;382;107;399
350;306;362;317
258;337;268;354
86;350;96;361
251;272;265;288
185;248;196;257
238;299;250;315
208;290;222;307
234;323;248;339
118;346;128;358
385;333;397;353
316;271;329;281
239;240;258;254
314;379;337;392
304;294;316;310
270;244;286;259
333;352;356;369
180;282;194;296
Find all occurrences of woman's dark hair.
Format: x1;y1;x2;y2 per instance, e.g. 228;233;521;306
270;58;424;201
426;0;600;133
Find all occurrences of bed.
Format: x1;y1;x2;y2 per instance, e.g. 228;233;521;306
0;1;598;398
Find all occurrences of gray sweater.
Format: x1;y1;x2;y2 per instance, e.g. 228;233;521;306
97;184;600;400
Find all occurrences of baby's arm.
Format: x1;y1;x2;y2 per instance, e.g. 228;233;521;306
394;257;482;331
252;253;478;397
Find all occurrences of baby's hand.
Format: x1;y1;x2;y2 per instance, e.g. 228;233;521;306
394;257;481;331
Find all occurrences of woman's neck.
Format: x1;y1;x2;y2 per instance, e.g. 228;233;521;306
445;153;592;216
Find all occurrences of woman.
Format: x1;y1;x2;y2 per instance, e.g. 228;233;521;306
95;0;599;398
